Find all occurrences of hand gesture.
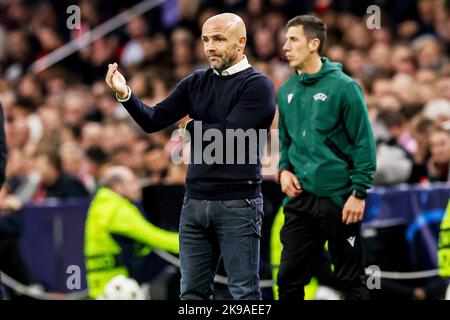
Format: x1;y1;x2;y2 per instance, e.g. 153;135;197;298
105;63;129;99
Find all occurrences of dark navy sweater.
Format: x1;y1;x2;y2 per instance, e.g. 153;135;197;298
121;67;275;200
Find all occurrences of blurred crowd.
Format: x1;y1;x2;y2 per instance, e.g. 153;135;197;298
0;0;449;211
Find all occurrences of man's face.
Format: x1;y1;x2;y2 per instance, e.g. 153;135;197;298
35;155;55;183
430;131;450;164
121;172;142;202
283;25;312;70
201;20;243;72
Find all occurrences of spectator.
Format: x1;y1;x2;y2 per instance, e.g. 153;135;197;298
427;128;450;182
32;150;89;202
409;116;437;183
143;145;169;185
85;146;109;193
423;99;450;125
121;16;150;67
378;110;418;156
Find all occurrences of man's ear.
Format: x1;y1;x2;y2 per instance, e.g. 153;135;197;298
309;38;320;53
238;36;247;51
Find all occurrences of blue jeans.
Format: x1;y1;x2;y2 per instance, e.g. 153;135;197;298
179;195;264;300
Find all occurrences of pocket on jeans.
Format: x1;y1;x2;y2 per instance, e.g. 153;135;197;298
219;199;253;211
253;205;264;238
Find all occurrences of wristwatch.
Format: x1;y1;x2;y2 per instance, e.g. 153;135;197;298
352;189;367;200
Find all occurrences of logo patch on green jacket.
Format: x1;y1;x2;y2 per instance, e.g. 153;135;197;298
287;93;294;104
313;93;328;102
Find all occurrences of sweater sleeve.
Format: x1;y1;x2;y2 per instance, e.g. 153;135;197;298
109;204;180;254
342;81;377;192
120;77;191;133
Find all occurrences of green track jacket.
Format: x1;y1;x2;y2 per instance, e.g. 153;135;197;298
84;187;179;298
278;57;376;205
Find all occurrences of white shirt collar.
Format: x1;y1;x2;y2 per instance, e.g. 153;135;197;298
213;56;251;76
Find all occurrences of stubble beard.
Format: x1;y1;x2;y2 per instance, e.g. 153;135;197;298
214;51;239;73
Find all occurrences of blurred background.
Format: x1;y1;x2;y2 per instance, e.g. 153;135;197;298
0;0;449;300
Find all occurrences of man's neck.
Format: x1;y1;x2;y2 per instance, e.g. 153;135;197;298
298;55;323;75
45;171;60;186
215;54;245;74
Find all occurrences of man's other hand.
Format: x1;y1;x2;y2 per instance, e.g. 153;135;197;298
342;195;365;224
280;170;303;198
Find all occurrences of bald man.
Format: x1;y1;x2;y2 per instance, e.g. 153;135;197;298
84;166;179;298
105;13;275;299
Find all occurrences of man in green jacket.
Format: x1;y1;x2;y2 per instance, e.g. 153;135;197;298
277;15;376;300
84;166;179;299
